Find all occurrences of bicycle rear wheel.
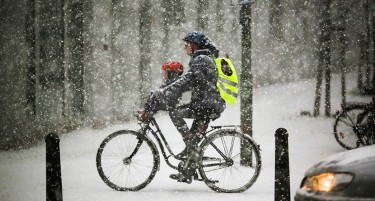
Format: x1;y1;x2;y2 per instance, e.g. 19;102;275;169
333;106;367;150
96;130;159;191
198;129;261;193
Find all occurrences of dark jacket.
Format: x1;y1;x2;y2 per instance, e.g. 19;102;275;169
162;49;226;116
144;76;182;112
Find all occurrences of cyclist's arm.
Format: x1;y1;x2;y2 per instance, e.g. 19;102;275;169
162;69;194;98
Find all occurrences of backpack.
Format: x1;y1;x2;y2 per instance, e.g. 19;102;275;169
215;58;238;105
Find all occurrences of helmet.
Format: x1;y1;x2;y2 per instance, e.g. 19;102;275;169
162;61;183;73
182;31;207;48
183;31;219;57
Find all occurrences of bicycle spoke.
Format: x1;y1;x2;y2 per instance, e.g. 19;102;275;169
208;141;229;160
334;107;368;150
204;165;227;173
338;116;355;127
220;137;230;157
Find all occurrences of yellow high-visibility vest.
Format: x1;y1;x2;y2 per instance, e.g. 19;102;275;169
215;58;238;105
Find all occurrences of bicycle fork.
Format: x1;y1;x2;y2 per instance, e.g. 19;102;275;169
123;136;145;164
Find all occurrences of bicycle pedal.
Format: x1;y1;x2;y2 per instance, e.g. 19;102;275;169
177;175;192;184
178;178;192;184
206;179;219;184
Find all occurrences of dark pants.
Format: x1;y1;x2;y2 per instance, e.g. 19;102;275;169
169;104;218;140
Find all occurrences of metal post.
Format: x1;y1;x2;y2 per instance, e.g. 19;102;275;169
46;133;63;201
275;128;290;201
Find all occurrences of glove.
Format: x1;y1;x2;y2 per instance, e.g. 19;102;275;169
137;110;153;121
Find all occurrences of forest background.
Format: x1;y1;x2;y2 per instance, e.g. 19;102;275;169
0;0;374;149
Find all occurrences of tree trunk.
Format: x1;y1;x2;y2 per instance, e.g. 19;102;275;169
38;0;65;120
337;8;347;108
324;58;331;117
139;0;152;102
162;0;171;61
197;0;208;30
313;51;323;116
364;0;371;87
26;0;37;117
313;0;331;117
269;0;283;41
67;2;84;116
173;0;185;25
216;0;224;32
323;0;332;117
359;33;365;92
240;3;252;165
373;16;375;90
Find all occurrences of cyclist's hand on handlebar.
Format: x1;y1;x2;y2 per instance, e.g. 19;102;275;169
137;110;153;121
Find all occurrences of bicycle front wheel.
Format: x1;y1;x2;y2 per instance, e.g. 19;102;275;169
96;130;160;191
333;106;367;150
198;129;261;193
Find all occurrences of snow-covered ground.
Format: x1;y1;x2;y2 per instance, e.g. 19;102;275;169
0;74;371;201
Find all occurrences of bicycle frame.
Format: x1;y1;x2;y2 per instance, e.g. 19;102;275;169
136;117;242;170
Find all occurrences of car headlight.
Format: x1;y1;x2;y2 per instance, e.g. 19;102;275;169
301;173;353;192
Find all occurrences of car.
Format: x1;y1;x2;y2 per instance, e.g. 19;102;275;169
295;145;375;201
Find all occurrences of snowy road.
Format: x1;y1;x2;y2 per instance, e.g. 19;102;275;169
1;74;368;201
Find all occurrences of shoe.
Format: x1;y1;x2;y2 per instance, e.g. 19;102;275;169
169;173;192;184
169;173;183;180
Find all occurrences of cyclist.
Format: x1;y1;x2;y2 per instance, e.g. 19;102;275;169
140;31;225;183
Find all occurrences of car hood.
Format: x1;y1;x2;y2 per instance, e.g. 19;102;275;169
306;145;375;176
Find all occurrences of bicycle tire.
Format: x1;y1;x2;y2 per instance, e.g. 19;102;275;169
333;105;368;150
96;130;160;191
198;129;261;193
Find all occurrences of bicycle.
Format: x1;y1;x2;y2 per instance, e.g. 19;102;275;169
333;101;375;150
96;114;262;193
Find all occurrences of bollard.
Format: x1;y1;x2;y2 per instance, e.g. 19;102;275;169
46;133;63;201
275;128;290;201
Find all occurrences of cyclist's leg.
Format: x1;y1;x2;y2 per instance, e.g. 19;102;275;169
190;118;209;135
175;111;215;182
169;105;203;182
178;118;207;180
169;104;193;136
169;105;209;155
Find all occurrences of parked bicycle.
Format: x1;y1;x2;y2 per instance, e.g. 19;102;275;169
333;98;375;150
96;114;261;193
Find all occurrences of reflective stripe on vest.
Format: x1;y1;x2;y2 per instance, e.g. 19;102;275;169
215;58;238;105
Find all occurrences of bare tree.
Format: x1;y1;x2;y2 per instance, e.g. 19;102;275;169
216;0;224;32
358;33;365;92
139;0;152;102
26;0;36;117
162;0;172;60
269;0;283;41
67;2;84;116
313;0;332;117
336;3;351;108
373;14;375;89
162;0;185;60
197;0;208;30
364;0;371;87
38;0;66;119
